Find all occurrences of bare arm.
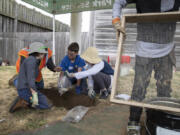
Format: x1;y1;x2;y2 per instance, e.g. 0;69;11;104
76;67;83;87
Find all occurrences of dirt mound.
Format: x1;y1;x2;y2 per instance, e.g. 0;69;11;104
41;88;98;110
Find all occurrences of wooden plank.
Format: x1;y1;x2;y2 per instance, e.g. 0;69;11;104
2;0;5;14
0;15;2;32
9;0;12;17
0;0;2;13
111;98;180;113
6;0;9;16
13;1;18;32
125;11;180;23
110;16;126;102
3;16;6;32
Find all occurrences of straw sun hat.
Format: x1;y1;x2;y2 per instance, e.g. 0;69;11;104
81;47;101;64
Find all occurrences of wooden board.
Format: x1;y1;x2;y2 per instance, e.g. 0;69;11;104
111;99;180;113
110;11;180;113
110;16;126;103
125;11;180;23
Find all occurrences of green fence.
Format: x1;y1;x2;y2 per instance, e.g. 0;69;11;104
22;0;115;14
22;0;53;13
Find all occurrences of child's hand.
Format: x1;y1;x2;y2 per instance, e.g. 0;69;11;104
64;71;74;78
54;67;61;72
88;88;96;99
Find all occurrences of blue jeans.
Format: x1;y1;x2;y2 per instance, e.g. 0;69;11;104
14;78;44;90
13;77;18;88
35;80;44;90
69;77;88;94
17;88;50;109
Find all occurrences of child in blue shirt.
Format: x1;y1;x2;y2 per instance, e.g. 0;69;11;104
60;55;85;73
58;42;87;95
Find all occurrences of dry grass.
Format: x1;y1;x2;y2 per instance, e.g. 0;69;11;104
0;66;67;135
0;66;110;135
116;70;180;99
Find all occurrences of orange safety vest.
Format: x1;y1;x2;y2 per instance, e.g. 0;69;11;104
36;48;52;82
16;47;29;73
16;48;53;82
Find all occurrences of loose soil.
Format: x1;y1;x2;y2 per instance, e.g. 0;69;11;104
40;88;97;109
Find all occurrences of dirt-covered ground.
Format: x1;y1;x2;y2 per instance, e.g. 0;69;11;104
0;66;110;135
1;66;180;135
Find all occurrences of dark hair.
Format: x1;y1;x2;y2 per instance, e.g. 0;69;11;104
29;52;40;57
45;48;48;51
68;42;79;53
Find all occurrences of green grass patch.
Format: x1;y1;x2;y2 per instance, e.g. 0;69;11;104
26;118;47;129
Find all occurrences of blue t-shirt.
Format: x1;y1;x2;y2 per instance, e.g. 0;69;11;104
60;55;85;73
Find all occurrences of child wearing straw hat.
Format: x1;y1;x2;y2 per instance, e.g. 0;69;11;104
9;42;51;113
68;47;114;99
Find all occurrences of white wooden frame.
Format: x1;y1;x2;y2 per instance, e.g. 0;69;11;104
110;11;180;113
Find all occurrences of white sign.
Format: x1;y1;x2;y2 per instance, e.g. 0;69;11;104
57;0;113;13
92;0;112;7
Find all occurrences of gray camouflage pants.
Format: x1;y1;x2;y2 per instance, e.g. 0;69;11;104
129;49;176;122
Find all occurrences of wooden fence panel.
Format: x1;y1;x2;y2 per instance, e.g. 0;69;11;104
0;0;2;13
0;32;90;65
0;0;69;32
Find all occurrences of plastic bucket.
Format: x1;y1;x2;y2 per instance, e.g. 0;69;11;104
145;98;180;135
120;56;131;76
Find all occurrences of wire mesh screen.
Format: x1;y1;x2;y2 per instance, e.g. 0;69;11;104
111;12;180;113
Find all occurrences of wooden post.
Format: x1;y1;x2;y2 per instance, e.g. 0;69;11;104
70;13;82;52
13;1;18;32
53;15;56;64
89;11;95;47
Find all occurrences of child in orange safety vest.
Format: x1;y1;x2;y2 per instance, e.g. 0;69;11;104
14;42;61;90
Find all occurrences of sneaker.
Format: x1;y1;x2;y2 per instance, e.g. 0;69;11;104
127;121;141;135
99;90;109;99
9;96;29;113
